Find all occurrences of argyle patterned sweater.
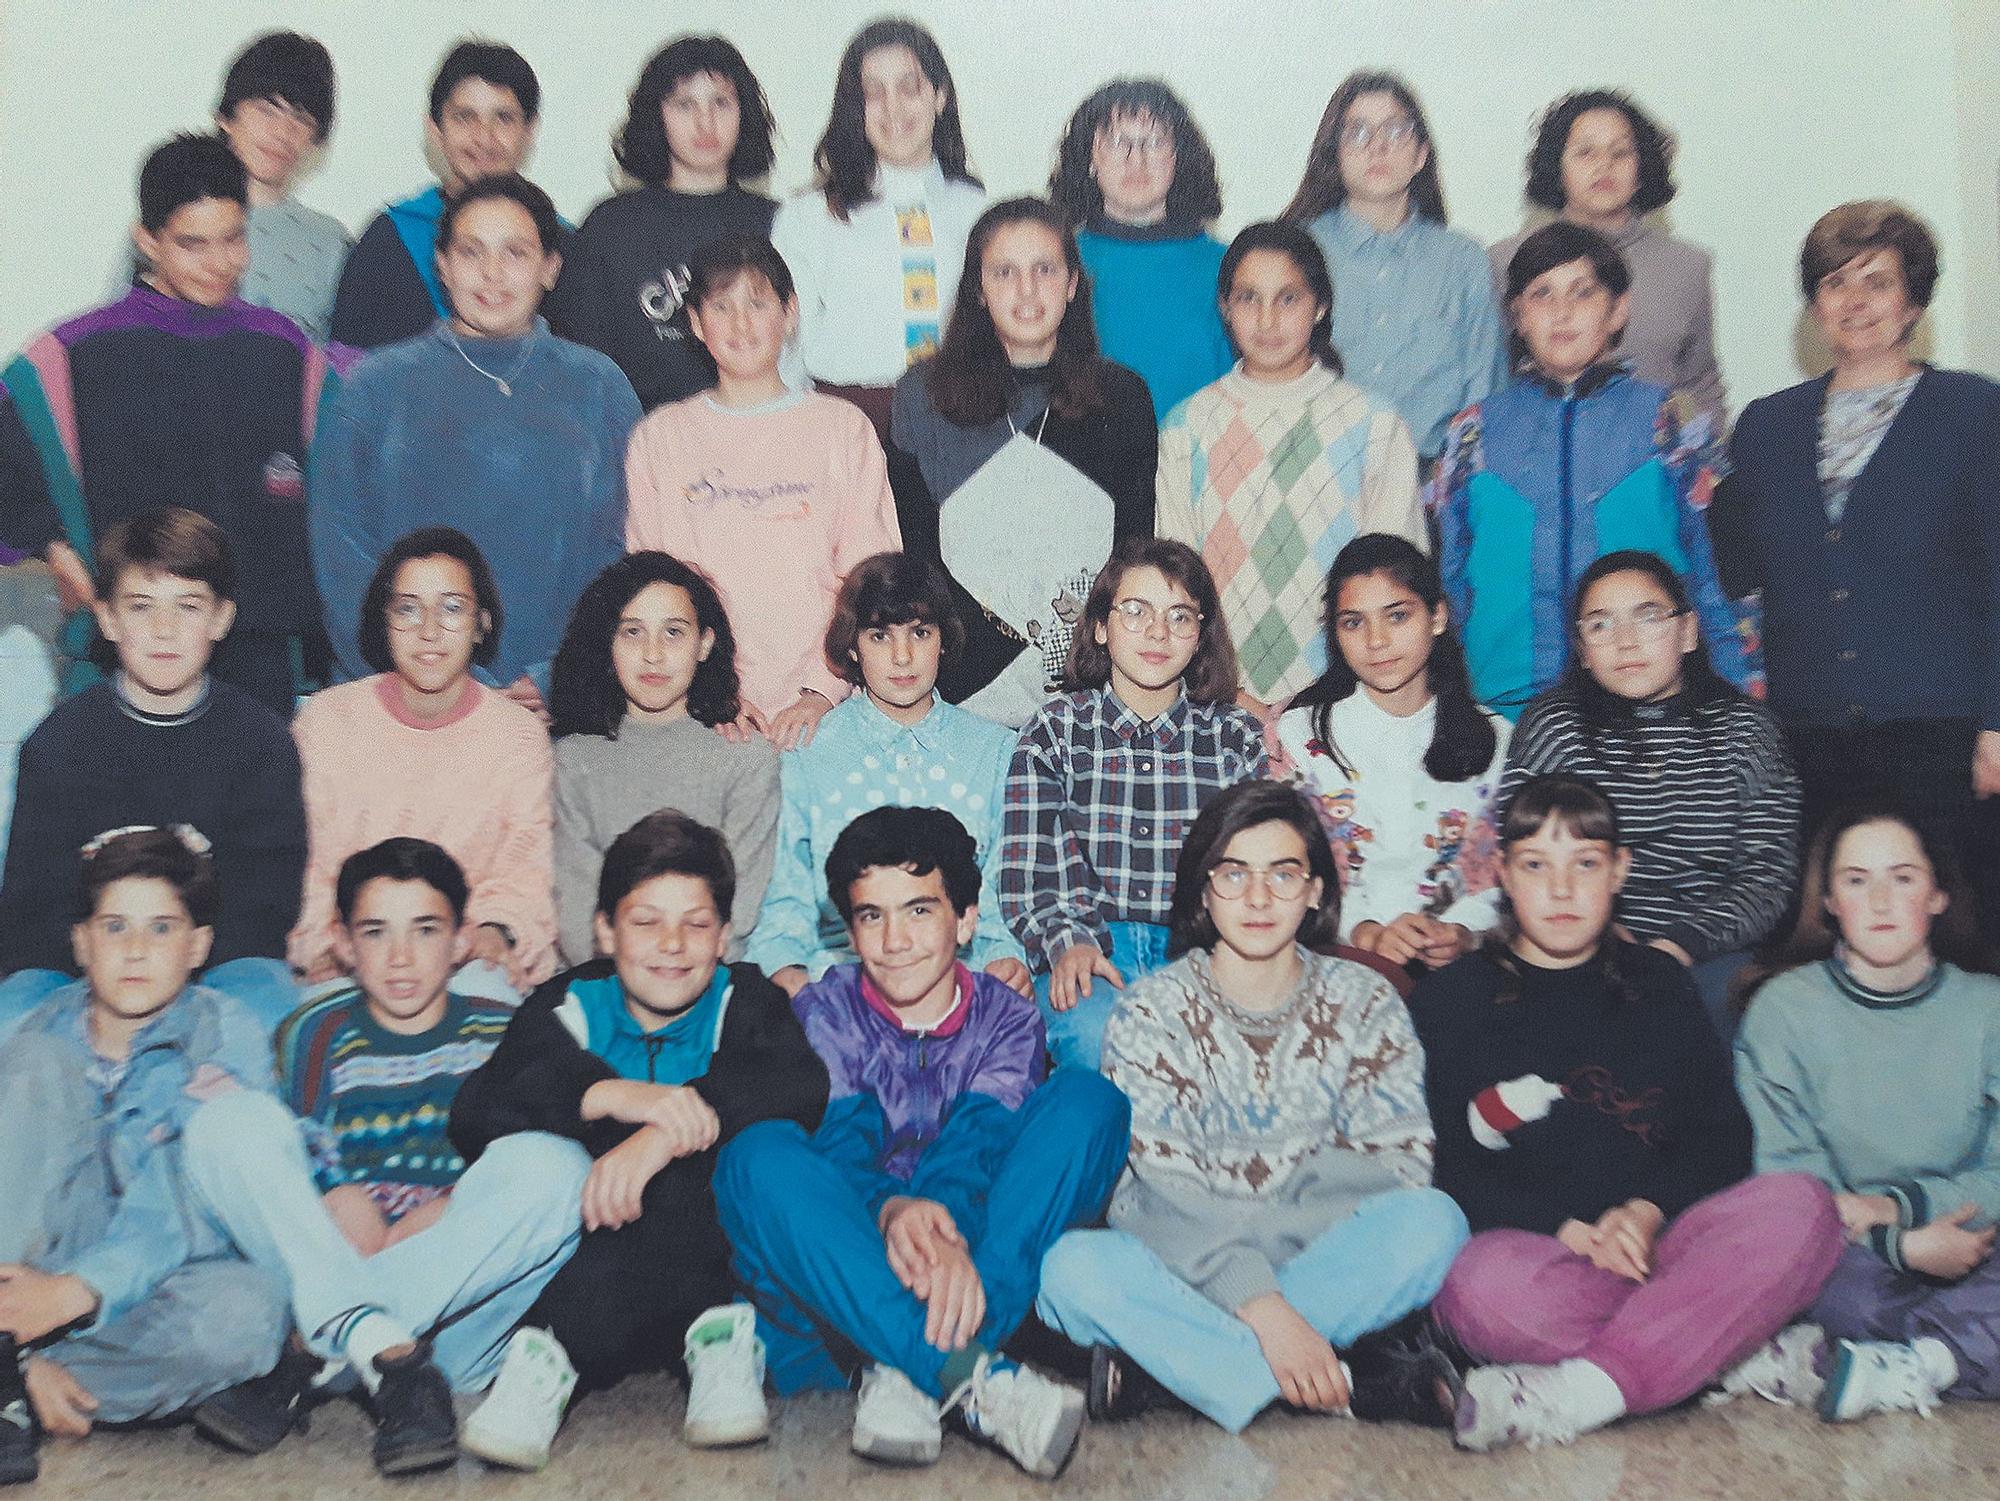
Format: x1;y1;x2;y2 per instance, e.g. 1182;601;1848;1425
1157;364;1424;703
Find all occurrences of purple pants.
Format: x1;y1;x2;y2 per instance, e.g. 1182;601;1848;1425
1434;1173;1842;1414
1814;1243;2000;1400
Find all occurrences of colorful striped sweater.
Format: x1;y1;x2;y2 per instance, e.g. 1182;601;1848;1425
1157;364;1424;703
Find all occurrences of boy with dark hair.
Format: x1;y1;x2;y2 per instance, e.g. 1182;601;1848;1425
714;804;1131;1479
330;40;545;349
211;31;349;340
0;508;305;1038
0;133;343;717
311;173;638;715
186;836;590;1474
450;810;828;1445
0;828;287;1485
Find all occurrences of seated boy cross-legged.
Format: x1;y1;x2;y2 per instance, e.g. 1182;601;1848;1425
0;829;286;1488
713;805;1132;1480
175;842;593;1476
448;811;830;1445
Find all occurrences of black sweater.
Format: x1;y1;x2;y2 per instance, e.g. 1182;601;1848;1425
449;959;829;1162
0;680;305;974
1410;942;1751;1235
329;213;438;351
888;360;1157;703
546;185;777;411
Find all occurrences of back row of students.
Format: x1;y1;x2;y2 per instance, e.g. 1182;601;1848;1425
6;741;1996;1483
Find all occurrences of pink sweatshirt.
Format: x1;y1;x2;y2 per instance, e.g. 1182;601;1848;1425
288;676;557;984
625;390;902;718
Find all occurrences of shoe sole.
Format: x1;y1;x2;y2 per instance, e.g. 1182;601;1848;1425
191;1403;294;1457
375;1439;461;1477
0;1454;36;1488
1817;1343;1857;1423
684;1415;771;1449
851;1430;941;1466
459;1424;551;1471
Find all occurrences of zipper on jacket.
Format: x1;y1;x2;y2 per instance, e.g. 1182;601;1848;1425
644;1033;665;1082
1558;389;1578;655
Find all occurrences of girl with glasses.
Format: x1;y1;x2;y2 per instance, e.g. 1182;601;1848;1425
1275;533;1508;973
1035;778;1468;1431
998;537;1265;1069
1048;79;1234;422
1412;774;1841;1453
1283;71;1505;472
290;528;555;1001
1157;223;1424;719
1501;550;1800;1035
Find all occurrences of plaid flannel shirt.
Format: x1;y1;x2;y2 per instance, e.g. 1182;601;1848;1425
998;688;1267;972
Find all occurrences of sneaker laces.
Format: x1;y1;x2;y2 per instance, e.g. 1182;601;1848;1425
501;1335;574;1408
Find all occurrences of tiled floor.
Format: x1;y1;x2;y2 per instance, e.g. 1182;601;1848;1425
22;1372;2000;1501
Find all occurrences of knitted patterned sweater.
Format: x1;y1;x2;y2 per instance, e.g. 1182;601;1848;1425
1157;363;1424;703
1103;947;1434;1312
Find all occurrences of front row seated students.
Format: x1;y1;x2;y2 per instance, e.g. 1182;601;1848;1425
747;552;1027;997
1035;780;1470;1434
1412;774;1843;1453
549;551;780;966
289;528;556;1001
194;837;589;1475
0;132;341;718
999;536;1268;1072
715;805;1131;1479
448;811;829;1445
0;830;291;1488
0;509;304;1037
1430;221;1753;721
1735;801;2000;1424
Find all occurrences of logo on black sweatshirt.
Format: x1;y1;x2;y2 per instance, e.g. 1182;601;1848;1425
263;452;304;502
640;264;693;344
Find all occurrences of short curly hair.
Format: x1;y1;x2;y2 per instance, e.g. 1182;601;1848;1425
613;35;777;188
1799;200;1940;309
1525;89;1677;217
1047;78;1222;227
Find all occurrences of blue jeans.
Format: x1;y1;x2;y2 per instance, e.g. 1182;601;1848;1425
1036;1187;1469;1432
1034;920;1172;1072
0;957;300;1045
1691;949;1751;1040
714;1070;1131;1400
181;1090;590;1392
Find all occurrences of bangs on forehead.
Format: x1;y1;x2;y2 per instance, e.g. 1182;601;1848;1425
697;266;777;305
1512;806;1618;849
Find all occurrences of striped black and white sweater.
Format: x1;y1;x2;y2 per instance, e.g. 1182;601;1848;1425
1499;685;1801;960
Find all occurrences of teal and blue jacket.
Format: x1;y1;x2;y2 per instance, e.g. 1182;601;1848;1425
1430;363;1756;720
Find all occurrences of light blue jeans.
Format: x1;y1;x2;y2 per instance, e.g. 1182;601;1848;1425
1035;1187;1469;1432
0;957;300;1045
1034;920;1172;1072
181;1090;590;1393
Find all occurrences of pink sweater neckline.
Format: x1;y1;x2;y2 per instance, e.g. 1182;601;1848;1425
373;673;483;730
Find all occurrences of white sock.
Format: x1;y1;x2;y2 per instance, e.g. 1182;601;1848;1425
342;1312;418;1395
1551;1359;1627;1433
1911;1337;1960;1392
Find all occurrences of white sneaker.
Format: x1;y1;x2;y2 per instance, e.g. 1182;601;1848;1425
851;1364;942;1466
1709;1323;1825;1408
1453;1364;1589;1453
460;1327;575;1471
1818;1337;1956;1423
953;1357;1085;1480
682;1304;770;1448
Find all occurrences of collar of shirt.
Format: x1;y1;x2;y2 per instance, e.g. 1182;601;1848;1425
1515;358;1630;401
853;693;950;757
1101;686;1194;746
859;961;975;1038
1328;205;1426;257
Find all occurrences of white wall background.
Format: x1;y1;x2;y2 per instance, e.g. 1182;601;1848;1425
1;0;1994;404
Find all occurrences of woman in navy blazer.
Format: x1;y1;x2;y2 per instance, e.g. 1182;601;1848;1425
1712;200;2000;935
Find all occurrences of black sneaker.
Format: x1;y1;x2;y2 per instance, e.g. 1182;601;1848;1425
370;1344;459;1477
193;1339;320;1455
1343;1310;1467;1428
1085;1345;1179;1423
0;1335;37;1486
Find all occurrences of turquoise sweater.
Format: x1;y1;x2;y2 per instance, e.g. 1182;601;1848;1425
1076;222;1232;422
1737;959;2000;1262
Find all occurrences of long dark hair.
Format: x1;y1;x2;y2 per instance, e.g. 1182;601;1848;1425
612;35;778;188
1483;773;1645;1008
926;197;1105;427
1281;70;1448;226
1168;779;1342;958
1217;222;1342;376
1739;799;1993;1009
1560;549;1735;735
1064;537;1239;706
548;552;742;738
1047;78;1222;227
1288;534;1496;783
811;18;978;221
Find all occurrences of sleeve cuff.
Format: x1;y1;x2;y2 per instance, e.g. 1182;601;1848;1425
1885;1181;1929;1228
1870;1222;1908;1273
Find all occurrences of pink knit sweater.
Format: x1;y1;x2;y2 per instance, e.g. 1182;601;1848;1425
288;676;557;983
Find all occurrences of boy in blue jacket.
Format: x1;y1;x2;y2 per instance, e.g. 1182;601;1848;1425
714;805;1131;1480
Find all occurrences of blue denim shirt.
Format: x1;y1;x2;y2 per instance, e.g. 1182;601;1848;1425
1308;207;1507;459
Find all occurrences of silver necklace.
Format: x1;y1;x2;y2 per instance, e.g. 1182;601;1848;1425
448;327;537;396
